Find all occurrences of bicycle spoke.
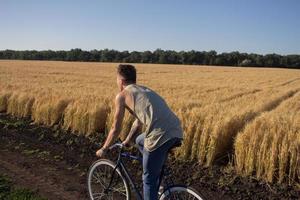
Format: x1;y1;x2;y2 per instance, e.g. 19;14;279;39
111;185;127;196
109;194;115;200
189;193;197;200
92;192;106;200
88;160;130;200
93;170;106;188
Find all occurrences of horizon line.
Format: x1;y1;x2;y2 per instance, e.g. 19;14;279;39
1;48;299;56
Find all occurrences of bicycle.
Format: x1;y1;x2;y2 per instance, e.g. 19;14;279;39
87;140;205;200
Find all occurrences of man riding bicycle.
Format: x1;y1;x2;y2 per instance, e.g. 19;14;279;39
96;64;183;200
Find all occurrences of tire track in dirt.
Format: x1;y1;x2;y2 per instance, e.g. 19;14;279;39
219;89;262;103
204;86;228;94
259;89;299;113
242;89;300;132
278;78;300;87
235;89;300;135
213;89;300;163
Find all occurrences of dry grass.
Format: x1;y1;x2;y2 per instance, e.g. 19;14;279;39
1;60;300;185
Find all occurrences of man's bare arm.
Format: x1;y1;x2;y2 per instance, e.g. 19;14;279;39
123;119;143;145
101;94;125;150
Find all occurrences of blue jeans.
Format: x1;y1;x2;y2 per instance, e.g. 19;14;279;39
135;134;181;200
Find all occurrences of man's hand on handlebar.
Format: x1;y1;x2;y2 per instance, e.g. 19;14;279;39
122;139;131;148
96;147;108;158
96;141;127;158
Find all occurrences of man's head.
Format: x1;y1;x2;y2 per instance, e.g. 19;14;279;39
117;64;136;91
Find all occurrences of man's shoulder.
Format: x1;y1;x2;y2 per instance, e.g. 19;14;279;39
115;92;126;102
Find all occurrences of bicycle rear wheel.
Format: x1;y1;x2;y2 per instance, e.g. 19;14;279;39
159;185;205;200
87;159;131;200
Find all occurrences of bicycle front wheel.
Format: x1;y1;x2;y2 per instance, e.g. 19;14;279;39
159;185;205;200
87;159;131;200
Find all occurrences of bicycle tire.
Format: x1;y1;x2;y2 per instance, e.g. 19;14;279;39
159;185;205;200
87;159;131;200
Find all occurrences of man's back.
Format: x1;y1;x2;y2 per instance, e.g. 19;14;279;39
124;84;183;152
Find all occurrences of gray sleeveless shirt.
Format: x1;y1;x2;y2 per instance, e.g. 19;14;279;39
124;84;183;152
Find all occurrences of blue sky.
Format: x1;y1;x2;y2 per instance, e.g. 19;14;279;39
1;0;300;55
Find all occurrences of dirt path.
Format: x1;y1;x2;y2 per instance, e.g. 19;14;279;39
0;126;89;200
0;151;85;199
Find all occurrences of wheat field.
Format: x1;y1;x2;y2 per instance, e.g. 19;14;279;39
0;60;299;185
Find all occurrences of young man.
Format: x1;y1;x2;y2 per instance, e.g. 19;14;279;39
96;64;183;200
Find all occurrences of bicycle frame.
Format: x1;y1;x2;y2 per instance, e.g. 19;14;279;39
110;148;144;200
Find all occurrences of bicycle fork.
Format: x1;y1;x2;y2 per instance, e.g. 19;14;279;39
104;163;119;194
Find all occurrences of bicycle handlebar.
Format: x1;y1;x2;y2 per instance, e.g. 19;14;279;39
109;143;124;150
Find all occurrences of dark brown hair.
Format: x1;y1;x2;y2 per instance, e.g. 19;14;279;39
117;64;136;83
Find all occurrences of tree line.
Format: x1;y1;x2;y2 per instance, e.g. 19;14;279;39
0;49;299;69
